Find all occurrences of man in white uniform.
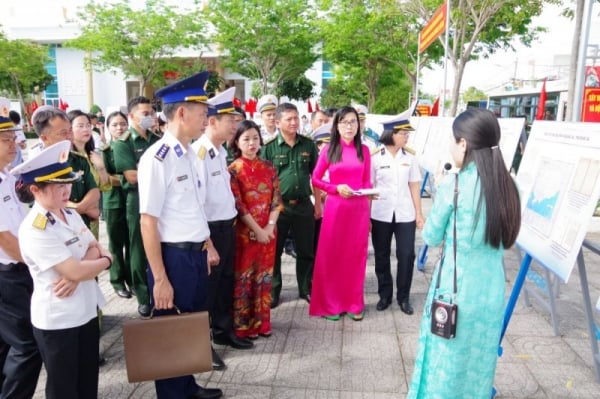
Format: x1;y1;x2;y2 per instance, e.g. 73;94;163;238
138;71;223;399
257;94;278;141
192;87;253;371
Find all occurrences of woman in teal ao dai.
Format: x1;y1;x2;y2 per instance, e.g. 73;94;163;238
408;108;521;398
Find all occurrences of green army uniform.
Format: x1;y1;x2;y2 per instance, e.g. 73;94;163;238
102;143;132;293
68;151;98;229
111;127;159;307
262;133;318;303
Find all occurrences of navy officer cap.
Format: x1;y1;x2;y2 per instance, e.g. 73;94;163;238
207;87;241;116
381;108;414;131
312;122;332;143
11;140;81;184
155;71;212;105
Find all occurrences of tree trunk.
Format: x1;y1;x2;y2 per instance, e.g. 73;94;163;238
566;0;584;121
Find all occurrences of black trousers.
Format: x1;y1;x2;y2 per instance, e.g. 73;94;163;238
33;317;99;399
207;218;236;338
272;201;315;300
0;265;42;399
371;218;417;303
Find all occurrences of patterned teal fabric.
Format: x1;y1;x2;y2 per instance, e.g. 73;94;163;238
408;162;505;399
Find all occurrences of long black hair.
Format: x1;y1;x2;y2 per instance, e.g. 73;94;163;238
67;109;95;155
230;120;263;159
327;106;363;164
452;108;521;249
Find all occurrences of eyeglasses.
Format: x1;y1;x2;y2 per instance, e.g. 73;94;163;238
339;120;358;127
73;123;92;130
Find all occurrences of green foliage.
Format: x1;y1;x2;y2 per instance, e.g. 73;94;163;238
373;66;413;114
462;86;487;102
407;0;557;115
0;34;53;111
317;0;423;111
275;76;315;101
207;0;319;96
66;0;206;95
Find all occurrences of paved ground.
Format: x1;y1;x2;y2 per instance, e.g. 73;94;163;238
31;201;600;398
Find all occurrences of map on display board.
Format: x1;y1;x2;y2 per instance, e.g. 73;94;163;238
405;116;525;175
515;121;600;282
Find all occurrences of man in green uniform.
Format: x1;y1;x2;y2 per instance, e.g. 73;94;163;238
30;108;100;225
262;103;321;308
111;96;159;317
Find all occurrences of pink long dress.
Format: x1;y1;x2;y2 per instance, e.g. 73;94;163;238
309;141;372;316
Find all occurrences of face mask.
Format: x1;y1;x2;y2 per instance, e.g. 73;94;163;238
139;115;154;131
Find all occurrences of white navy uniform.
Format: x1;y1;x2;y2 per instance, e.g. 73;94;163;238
19;203;106;330
138;131;209;242
260;126;278;142
191;134;237;222
370;146;421;223
0;169;25;264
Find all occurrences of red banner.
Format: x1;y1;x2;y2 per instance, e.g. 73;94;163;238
581;66;600;122
419;2;447;54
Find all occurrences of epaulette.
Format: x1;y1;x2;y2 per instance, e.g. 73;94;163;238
100;143;111;152
154;144;170;162
371;147;383;156
404;146;416;155
119;131;131;141
32;213;48;230
197;146;207;160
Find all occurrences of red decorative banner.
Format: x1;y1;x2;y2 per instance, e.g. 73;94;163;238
419;2;447;54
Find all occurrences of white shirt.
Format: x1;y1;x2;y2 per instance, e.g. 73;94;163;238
370;146;421;223
0;169;26;264
138;131;210;243
260;126;278;142
19;203;106;330
191;134;237;222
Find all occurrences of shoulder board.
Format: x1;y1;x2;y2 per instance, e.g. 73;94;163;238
197;146;207;160
371;147;383;156
118;131;131;141
100;143;111;152
154;144;170;161
404;146;416;155
32;213;48;230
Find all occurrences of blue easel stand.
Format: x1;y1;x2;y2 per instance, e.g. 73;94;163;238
493;252;533;398
420;171;430;197
417;244;428;271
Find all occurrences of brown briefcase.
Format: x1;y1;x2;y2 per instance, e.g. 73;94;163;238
122;309;212;382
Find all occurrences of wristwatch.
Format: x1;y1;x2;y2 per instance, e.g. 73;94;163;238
268;220;276;225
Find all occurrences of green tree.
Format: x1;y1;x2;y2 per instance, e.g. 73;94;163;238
275;76;315;101
317;0;432;111
462;86;487;102
407;0;559;115
66;0;206;96
207;0;318;96
0;35;53;116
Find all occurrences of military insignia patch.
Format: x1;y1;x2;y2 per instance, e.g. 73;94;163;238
174;144;184;158
208;148;216;159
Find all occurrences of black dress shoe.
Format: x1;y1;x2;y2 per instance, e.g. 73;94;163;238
138;304;151;317
299;294;311;303
189;386;223;399
270;296;280;309
399;301;414;315
115;288;132;298
213;334;254;350
376;298;391;311
211;347;226;371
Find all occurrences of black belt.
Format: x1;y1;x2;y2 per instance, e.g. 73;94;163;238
208;217;237;229
0;262;28;272
162;241;207;252
283;197;309;205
